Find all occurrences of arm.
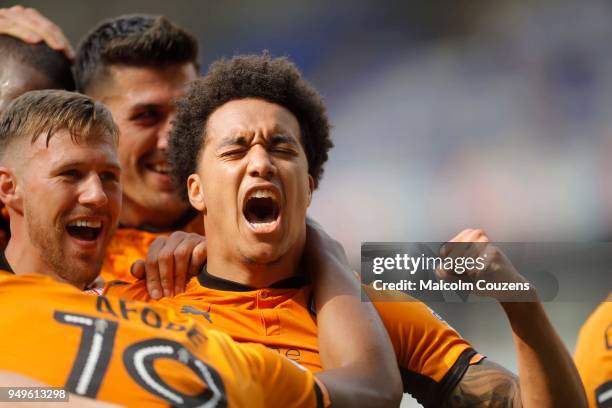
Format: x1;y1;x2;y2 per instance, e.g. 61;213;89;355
444;360;521;407
500;300;586;407
306;221;402;408
439;229;587;408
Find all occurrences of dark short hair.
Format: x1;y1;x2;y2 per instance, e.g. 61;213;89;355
74;14;199;92
169;53;333;199
0;90;118;159
0;35;74;91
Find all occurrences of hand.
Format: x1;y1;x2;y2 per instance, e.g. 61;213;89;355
0;6;74;59
435;228;535;301
130;232;207;299
304;218;353;276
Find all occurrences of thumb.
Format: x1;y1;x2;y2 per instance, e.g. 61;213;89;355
130;260;146;280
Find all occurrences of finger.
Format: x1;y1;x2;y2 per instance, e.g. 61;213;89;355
3;6;45;41
446;228;474;243
144;264;162;300
130;260;146;280
144;238;166;299
465;228;490;243
172;239;195;296
189;240;208;277
22;7;74;58
156;246;176;298
0;16;41;43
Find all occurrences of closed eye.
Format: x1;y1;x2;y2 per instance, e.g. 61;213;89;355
271;147;297;155
61;169;82;180
100;171;120;182
219;148;247;159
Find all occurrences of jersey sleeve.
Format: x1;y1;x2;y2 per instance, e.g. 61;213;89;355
239;342;330;408
363;285;484;407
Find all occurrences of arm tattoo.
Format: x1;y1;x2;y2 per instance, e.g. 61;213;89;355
443;360;522;407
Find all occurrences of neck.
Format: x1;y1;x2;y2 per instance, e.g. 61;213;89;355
120;195;188;229
5;217;81;288
206;232;306;289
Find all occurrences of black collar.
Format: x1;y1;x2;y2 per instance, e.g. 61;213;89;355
197;265;309;292
119;208;198;233
0;250;13;273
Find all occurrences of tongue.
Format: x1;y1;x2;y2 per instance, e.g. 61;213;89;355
66;226;99;241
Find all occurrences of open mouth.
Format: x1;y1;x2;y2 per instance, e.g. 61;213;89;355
66;220;103;242
243;189;280;230
145;163;172;175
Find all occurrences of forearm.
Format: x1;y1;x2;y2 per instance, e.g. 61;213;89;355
307;221;401;407
315;254;401;407
316;366;399;408
501;300;587;408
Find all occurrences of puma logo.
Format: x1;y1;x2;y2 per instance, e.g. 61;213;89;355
181;305;212;323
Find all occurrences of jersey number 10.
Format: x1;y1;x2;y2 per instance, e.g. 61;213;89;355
54;311;227;407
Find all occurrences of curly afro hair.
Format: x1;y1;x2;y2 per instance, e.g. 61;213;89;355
169;53;333;200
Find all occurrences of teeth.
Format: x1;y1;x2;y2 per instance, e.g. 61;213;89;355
247;189;277;202
152;164;171;173
249;221;277;229
67;220;102;228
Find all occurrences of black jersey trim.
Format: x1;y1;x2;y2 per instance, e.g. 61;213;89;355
400;347;478;407
0;250;13;273
314;381;325;408
596;380;612;408
197;265;309;292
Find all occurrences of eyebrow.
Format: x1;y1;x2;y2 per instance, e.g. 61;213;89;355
53;160;121;172
217;135;250;149
216;131;300;150
269;134;299;147
128;103;163;114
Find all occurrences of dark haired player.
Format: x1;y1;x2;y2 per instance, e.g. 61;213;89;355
74;14;206;286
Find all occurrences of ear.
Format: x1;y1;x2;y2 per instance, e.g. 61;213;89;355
306;175;314;207
187;173;206;213
0;166;22;213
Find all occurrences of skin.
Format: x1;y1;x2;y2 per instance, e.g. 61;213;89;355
0;130;121;288
0;6;74;58
0;59;54;113
88;63;198;229
187;98;314;288
438;229;587;407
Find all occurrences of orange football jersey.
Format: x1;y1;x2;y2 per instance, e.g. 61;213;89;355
0;272;328;408
106;269;484;406
99;213;204;283
575;294;612;408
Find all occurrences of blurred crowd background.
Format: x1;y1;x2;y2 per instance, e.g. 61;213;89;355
11;0;612;405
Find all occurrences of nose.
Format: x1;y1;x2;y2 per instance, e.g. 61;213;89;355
79;174;108;208
247;145;277;180
157;113;175;151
